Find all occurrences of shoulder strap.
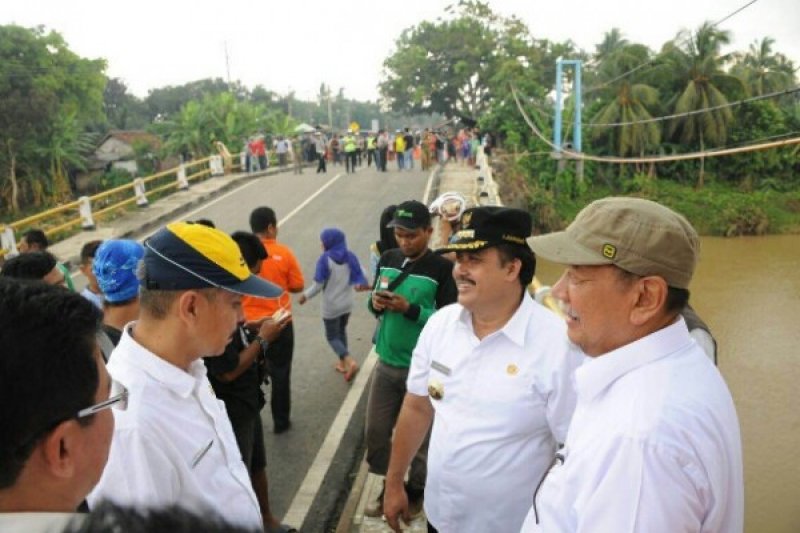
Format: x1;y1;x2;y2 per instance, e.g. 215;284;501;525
387;252;427;292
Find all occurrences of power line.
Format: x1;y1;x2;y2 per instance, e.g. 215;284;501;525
510;83;800;164
582;0;761;94
585;86;800;128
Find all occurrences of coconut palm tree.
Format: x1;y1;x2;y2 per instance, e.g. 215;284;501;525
590;44;661;161
732;37;797;96
664;22;745;188
594;28;629;64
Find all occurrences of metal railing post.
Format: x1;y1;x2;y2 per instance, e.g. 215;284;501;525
78;196;96;230
1;226;19;257
133;178;149;207
177;164;189;190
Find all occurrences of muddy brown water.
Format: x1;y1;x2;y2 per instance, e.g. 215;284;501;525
534;235;800;533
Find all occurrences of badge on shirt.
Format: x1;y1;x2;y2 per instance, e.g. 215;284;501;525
506;363;519;376
431;360;452;376
428;379;444;400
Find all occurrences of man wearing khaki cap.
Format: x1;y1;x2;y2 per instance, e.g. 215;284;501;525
521;197;743;533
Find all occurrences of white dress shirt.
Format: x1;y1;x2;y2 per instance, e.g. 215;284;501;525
88;324;262;529
521;318;743;533
407;294;583;533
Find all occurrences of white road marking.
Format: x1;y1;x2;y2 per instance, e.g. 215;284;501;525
283;165;441;527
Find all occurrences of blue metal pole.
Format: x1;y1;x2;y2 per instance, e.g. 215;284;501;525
554;60;563;151
573;60;582;153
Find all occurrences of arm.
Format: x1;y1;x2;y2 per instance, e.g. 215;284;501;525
286;248;305;293
212;319;285;382
383;393;434;532
575;439;706;533
299;281;323;305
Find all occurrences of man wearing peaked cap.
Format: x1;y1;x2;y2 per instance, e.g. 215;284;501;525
89;222;282;529
384;206;582;533
521;197;743;533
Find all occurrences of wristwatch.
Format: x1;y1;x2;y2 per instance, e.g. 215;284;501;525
253;336;269;350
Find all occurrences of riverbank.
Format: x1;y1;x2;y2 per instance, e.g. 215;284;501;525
492;155;800;237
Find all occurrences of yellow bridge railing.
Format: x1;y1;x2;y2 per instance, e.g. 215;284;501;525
0;153;246;259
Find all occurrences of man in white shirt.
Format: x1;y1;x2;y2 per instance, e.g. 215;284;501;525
522;197;743;533
0;279;120;532
383;207;582;533
88;222;283;530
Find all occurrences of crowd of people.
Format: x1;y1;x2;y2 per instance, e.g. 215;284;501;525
240;126;491;177
0;161;743;533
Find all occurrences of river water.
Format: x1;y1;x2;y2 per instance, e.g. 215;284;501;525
534;235;800;533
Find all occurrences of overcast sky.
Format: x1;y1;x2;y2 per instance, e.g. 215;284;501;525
4;0;798;102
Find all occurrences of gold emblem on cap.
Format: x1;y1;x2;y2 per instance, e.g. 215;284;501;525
428;379;444;400
602;243;616;259
462;211;473;228
506;364;519;376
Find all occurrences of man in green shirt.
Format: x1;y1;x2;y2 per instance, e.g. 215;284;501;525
364;200;457;518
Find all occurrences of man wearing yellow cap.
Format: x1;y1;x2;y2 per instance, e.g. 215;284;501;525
522;197;743;533
89;222;283;530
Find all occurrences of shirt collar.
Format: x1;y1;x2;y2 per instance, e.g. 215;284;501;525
457;291;535;348
116;323;206;398
573;317;692;402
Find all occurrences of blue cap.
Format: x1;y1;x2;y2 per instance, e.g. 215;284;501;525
93;240;145;303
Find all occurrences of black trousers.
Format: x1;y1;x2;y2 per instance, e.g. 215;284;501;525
266;322;294;431
346;151;357;173
317;153;327;173
427;523;438;533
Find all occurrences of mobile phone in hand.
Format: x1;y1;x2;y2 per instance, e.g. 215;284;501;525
375;290;393;300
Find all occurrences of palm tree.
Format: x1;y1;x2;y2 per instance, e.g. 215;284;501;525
665;22;745;188
732;37;797;96
594;28;629;64
590;44;661;162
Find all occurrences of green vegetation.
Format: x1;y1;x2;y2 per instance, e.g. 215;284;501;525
0;26;426;219
381;1;799;235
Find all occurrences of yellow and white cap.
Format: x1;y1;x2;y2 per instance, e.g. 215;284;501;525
142;222;281;298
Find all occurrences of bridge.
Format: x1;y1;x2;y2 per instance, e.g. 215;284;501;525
9;153;494;532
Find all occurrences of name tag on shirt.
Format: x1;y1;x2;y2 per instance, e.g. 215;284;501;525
431;360;451;376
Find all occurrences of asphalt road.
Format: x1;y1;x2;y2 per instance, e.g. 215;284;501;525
180;161;431;526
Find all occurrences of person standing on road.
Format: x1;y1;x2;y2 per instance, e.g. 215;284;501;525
403;128;415;171
364;200;457;519
394;130;406;171
367;132;377;168
377;130;389;172
383;207;581;533
203;231;295;533
298;228;370;381
88;222;283;530
314;132;327;174
245;207;305;434
343;130;358;174
522;197;743;533
291;136;304;175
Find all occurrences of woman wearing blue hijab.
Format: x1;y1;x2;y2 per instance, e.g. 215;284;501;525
299;228;369;381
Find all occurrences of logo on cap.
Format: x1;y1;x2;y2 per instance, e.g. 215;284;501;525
396;209;413;219
602;243;617;259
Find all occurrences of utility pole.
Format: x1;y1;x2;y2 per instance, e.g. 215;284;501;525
224;41;232;86
326;87;333;131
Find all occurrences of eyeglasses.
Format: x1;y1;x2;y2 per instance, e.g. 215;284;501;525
15;379;128;455
77;378;129;418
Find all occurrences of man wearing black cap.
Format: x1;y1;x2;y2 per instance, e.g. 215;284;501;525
364;200;457;518
88;222;283;530
383;206;582;533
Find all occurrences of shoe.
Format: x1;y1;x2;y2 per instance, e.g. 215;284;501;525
363;484;385;518
273;421;292;434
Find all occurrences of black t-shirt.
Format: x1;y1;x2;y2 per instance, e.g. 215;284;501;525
404;133;414;148
203;326;264;421
101;324;122;346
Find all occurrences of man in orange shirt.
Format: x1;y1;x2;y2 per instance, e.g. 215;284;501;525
244;207;305;434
